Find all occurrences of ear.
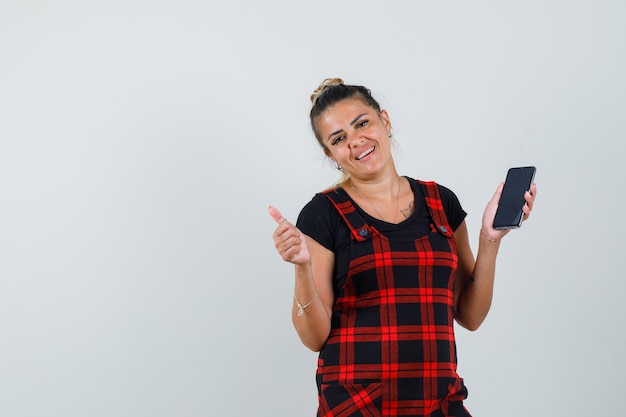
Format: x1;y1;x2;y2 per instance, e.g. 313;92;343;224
379;109;392;134
323;147;340;167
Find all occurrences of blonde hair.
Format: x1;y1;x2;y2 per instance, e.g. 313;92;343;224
310;78;344;106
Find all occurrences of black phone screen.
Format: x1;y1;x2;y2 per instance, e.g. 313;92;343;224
493;166;536;229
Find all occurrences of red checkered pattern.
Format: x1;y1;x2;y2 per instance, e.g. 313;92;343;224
316;181;471;417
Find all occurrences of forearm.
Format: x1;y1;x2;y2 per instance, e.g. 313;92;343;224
291;263;332;351
456;232;500;330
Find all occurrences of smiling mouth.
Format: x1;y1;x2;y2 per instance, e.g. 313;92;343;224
356;147;375;160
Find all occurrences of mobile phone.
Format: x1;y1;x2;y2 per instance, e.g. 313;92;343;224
493;166;536;230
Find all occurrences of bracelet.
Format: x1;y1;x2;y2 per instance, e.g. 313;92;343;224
480;229;500;243
295;289;318;316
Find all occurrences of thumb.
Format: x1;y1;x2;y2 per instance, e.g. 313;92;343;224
268;205;287;224
492;182;504;203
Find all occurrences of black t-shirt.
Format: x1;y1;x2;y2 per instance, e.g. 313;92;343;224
296;177;467;289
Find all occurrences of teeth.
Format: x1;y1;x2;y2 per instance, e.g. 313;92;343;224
357;147;374;160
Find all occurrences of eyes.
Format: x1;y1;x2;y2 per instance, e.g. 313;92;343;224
330;119;369;146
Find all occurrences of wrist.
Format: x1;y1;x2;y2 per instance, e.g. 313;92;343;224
480;229;500;243
295;288;319;316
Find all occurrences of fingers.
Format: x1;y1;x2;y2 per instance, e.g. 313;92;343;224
269;205;303;263
491;182;504;203
275;226;305;264
522;183;537;220
279;241;303;263
527;183;537;202
268;205;287;224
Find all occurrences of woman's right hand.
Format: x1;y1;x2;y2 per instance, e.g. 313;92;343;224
268;206;310;265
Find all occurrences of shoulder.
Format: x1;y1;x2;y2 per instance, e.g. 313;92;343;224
436;183;460;203
297;192;337;222
408;177;467;231
408;177;460;205
296;191;343;251
436;183;467;231
408;178;455;197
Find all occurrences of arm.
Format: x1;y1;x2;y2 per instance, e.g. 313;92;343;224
269;206;334;352
453;183;537;331
290;236;334;351
453;220;499;331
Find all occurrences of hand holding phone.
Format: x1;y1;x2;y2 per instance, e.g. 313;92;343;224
493;166;536;229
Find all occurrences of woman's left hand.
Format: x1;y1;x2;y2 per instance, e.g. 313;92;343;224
481;182;537;242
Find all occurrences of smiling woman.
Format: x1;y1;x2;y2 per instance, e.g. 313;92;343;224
268;78;536;416
309;78;389;182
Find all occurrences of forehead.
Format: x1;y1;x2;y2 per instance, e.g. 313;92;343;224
317;99;376;132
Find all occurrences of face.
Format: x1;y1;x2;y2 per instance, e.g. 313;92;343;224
316;99;392;180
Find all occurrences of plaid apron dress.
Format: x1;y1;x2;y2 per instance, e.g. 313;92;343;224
316;181;470;417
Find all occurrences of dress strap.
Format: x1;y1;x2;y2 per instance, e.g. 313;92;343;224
416;180;455;237
320;188;374;242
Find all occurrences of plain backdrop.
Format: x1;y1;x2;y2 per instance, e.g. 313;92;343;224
1;1;624;416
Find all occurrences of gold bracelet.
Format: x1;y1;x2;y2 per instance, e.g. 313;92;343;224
295;289;318;316
480;229;500;243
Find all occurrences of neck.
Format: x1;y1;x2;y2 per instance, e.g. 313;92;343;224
346;173;402;199
347;174;405;224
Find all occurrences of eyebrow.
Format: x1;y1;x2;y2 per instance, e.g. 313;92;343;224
326;113;368;142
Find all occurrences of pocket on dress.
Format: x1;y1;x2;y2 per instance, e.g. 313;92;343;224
318;382;382;417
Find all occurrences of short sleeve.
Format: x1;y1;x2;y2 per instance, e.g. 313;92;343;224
437;184;467;231
296;193;342;252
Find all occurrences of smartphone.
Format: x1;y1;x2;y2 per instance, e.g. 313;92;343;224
493;166;536;229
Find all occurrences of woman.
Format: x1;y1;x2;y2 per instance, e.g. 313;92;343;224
269;78;536;416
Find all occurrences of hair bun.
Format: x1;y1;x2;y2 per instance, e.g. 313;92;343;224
310;77;344;105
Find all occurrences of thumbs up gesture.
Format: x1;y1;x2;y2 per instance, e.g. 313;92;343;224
268;206;310;265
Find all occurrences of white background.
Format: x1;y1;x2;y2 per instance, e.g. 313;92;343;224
1;1;624;416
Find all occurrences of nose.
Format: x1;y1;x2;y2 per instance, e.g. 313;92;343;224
346;130;363;147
